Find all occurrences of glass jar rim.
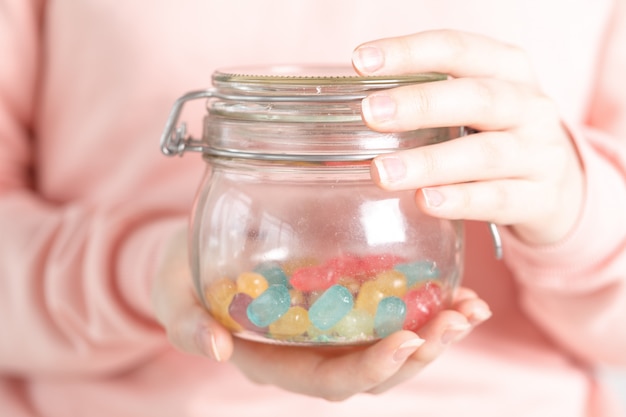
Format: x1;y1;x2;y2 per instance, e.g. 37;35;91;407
214;64;444;84
211;65;446;96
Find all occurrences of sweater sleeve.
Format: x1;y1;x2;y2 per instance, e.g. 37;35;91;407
0;1;185;377
500;0;626;367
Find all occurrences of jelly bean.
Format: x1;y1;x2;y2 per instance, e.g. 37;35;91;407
290;265;339;292
354;280;386;316
281;257;318;276
247;285;291;327
333;308;374;340
236;272;269;298
337;275;361;295
306;289;325;307
306;324;333;343
373;270;408;298
268;306;311;339
324;253;363;278
394;260;440;288
402;281;443;332
229;292;266;332
374;296;407;338
359;253;406;278
308;285;354;330
254;262;290;288
289;288;306;307
205;278;241;331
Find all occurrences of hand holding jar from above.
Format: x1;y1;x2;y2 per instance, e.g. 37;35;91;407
354;29;584;246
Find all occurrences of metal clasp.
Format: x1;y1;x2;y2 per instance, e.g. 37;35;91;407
160;89;215;156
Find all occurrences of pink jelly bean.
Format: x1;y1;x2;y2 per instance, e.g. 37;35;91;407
289;264;340;292
324;254;363;277
402;281;443;332
359;253;406;278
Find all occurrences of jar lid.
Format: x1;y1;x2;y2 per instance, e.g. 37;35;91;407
212;65;445;98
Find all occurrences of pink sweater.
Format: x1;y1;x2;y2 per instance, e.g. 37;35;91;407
1;1;625;416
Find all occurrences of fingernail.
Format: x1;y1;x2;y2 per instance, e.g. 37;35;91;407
352;46;384;73
422;188;445;208
469;307;492;325
362;95;397;123
393;337;426;362
197;326;222;362
373;156;406;184
441;323;472;344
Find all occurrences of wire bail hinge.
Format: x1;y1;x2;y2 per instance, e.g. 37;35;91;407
160;89;215;157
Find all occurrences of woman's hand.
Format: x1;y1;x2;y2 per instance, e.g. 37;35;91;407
352;30;584;245
152;226;492;400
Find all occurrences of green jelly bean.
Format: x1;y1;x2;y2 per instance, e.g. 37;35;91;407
309;285;354;330
254;262;290;288
374;296;407;338
394;260;440;287
246;285;291;327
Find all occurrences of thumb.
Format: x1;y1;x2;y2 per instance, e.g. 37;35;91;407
165;302;234;362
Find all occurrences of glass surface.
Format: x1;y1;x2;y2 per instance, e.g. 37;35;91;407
187;65;464;345
191;161;464;345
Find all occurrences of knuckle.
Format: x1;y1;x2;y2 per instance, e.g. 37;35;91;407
492;182;510;214
437;29;469;59
418;148;442;179
405;84;435;117
477;135;506;171
471;78;497;112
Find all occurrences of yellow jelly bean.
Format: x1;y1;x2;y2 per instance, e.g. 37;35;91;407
236;272;269;298
332;308;374;340
205;278;241;331
269;306;311;339
354;280;386;316
373;270;408;298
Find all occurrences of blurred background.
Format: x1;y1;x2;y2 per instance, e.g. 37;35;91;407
601;367;626;410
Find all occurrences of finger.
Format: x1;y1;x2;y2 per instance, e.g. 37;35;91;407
165;302;234;362
451;288;493;326
367;288;491;394
370;131;534;189
416;180;549;225
352;29;537;86
231;331;426;401
367;308;473;394
361;77;549;132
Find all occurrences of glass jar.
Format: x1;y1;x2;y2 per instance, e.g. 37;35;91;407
160;65;476;346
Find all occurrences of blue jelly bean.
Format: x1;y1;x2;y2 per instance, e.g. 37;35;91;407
254;262;290;288
394;260;440;287
308;284;354;330
246;285;291;327
374;296;407;338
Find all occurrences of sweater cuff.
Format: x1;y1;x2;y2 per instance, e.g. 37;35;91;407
500;124;626;292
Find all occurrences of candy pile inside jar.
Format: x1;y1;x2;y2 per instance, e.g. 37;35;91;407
204;253;444;344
